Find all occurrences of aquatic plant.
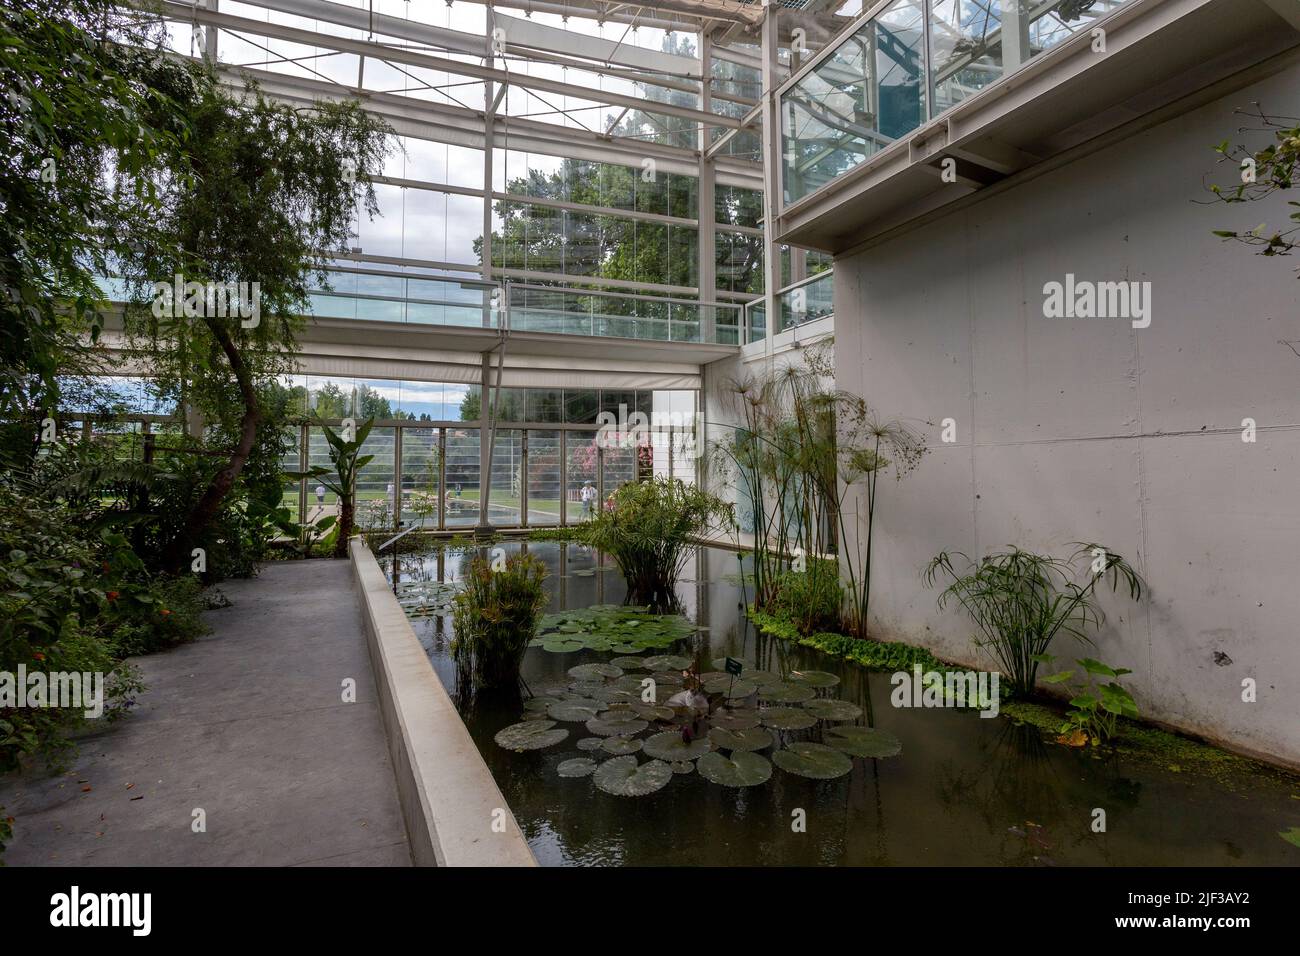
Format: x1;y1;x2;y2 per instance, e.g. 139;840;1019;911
531;605;695;653
576;476;734;612
288;418;375;559
1037;655;1139;747
450;551;548;691
923;544;1144;696
593;755;673;796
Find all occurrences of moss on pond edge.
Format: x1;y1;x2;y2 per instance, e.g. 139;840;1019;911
748;606;1300;792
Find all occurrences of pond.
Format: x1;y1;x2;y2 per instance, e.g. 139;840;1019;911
387;540;1298;866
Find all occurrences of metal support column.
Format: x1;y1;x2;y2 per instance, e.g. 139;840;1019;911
760;4;783;357
698;27;717;345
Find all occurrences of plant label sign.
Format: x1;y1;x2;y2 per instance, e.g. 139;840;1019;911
725;657;744;676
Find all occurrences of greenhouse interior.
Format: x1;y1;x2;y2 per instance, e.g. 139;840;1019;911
2;0;1299;910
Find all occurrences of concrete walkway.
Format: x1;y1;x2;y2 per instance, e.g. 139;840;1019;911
0;560;410;866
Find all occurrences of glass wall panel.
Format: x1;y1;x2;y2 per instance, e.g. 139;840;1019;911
399;426;441;529
280;426;303;521
306;426;340;527
526;430;562;526
601;444;637;508
564;389;599;424
487;429;523;526
566;429;599;523
443;428;481;527
356;426;397;534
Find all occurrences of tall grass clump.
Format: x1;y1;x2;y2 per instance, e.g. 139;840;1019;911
450;551;548;691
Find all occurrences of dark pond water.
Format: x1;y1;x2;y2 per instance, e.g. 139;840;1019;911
388;540;1299;866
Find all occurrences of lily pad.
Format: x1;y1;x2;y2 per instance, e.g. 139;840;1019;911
557;758;598;778
541;640;585;653
803;699;863;721
601;736;644;756
710;709;763;731
585;715;649;737
576;737;605;751
697;751;772;787
760;682;816;704
593;756;674;796
643;654;693;672
630;702;676;721
708;726;774;752
772;742;853;779
669;760;695;775
825;725;902;758
760;707;818;731
610;656;647;670
788;669;841;688
522;695;559;712
569;662;623;680
702;676;757;699
643;731;712;762
548;700;603;722
494;720;569;752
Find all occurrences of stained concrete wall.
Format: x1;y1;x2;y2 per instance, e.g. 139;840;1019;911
832;65;1300;766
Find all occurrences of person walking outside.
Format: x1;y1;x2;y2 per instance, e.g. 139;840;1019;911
580;480;595;520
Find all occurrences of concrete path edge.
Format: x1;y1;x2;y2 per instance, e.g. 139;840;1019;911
349;539;536;867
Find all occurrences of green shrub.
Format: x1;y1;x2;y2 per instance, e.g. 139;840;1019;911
106;575;208;657
769;557;843;635
451;552;548;691
578;476;733;612
1038;655;1139;746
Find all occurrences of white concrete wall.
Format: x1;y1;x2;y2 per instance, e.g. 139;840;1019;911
833;65;1300;766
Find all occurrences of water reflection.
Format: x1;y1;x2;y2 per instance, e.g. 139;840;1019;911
390;541;1298;867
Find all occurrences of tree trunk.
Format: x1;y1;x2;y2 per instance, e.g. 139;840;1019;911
162;317;260;574
335;497;354;559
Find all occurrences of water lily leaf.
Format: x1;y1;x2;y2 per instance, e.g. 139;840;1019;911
630;702;676;721
610;656;648;669
569;662;623;680
591;686;638;705
710;709;762;731
557;758;598;778
803;699;863;721
760;706;818;731
643;730;712;762
522;695;559;712
760;682;816;703
541;640;585;653
586;716;649;737
669;760;694;775
601;736;644;756
825;725;901;758
742;669;783;686
789;669;840;688
644;654;693;671
708;726;774;752
494;720;569;752
697;751;772;787
702;676;757;699
576;737;604;751
773;742;853;779
593;756;674;796
548;700;603;722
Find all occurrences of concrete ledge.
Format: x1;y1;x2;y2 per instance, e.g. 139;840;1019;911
349;538;536;867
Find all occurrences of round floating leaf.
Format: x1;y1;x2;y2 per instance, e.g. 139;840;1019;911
523;695;559;712
591;686;637;705
742;670;783;687
557;758;597;778
773;742;853;779
593;756;674;796
519;711;552;722
585;716;649;737
548;700;603;722
610;656;647;670
788;669;840;688
609;643;645;654
643;654;693;672
669;761;694;775
542;640;585;653
535;682;572;698
710;709;762;731
803;699;863;721
569;662;623;680
601;736;644;756
697;751;772;787
702;676;757;699
761;682;816;704
576;737;604;751
708;726;774;752
643;731;712;762
826;725;902;758
494;720;569;752
630;702;676;721
760;707;818;731
569;680;606;697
